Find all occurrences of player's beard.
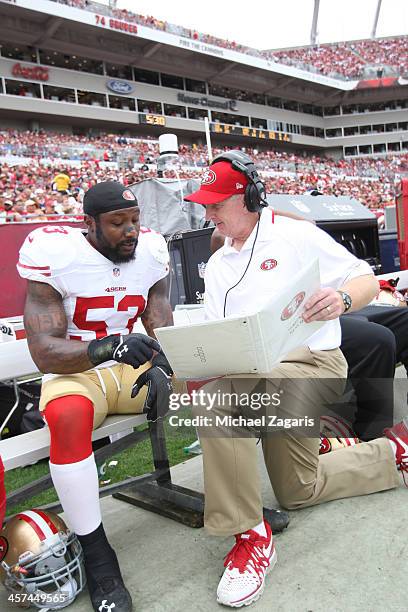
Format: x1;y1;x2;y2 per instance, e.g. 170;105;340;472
95;222;137;264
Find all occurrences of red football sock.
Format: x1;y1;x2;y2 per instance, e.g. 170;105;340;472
44;395;94;464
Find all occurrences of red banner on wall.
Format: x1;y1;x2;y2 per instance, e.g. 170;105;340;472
0;222;84;318
355;76;398;89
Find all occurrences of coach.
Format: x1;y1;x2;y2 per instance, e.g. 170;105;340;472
184;150;405;609
211;220;408;441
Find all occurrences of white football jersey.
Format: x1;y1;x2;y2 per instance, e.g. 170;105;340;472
17;225;169;341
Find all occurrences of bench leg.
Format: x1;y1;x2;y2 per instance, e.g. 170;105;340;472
113;419;205;527
148;419;172;484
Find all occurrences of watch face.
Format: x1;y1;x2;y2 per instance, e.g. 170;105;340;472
343;293;352;310
338;291;351;311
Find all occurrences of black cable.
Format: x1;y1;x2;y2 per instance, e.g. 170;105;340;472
223;214;261;317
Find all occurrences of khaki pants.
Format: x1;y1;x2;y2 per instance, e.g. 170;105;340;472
40;363;151;429
40;364;187;430
193;347;400;536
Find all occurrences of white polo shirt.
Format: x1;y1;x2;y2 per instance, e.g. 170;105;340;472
204;208;373;351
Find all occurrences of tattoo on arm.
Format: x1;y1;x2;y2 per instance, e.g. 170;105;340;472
141;278;173;338
24;281;67;338
24;281;93;374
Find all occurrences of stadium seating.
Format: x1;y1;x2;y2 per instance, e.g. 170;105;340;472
54;2;408;79
0;129;406;218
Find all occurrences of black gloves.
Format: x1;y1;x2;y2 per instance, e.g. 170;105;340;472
88;334;173;422
88;333;161;369
131;352;173;422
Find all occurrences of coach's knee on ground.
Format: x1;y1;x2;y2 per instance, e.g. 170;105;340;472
273;473;320;510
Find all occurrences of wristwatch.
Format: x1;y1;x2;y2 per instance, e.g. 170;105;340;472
337;290;352;313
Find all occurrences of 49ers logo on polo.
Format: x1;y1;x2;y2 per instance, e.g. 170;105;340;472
260;259;277;271
201;169;216;185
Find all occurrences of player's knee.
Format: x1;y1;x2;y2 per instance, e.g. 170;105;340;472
44;395;94;464
375;325;396;357
361;322;396;356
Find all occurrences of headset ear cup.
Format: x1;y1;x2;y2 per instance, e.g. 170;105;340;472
212;151;266;213
256;179;267;209
245;184;260;213
244;184;253;212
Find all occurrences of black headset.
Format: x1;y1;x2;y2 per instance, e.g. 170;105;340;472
211;151;268;316
211;150;268;213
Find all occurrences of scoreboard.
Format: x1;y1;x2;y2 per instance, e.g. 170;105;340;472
210;123;292;142
139;113;167;126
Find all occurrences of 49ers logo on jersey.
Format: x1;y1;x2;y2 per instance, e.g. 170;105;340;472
201;169;216;185
260;258;277;271
0;536;8;561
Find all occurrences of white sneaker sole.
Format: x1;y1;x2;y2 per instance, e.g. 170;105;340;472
217;547;277;608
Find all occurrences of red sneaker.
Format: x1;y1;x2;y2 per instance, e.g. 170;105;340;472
384;417;408;485
216;520;276;608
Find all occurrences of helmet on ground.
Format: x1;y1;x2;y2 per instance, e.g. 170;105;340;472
0;509;85;609
319;414;361;455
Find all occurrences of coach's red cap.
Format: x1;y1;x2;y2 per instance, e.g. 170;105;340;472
184;161;248;205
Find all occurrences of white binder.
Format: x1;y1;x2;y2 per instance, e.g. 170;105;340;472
155;259;323;379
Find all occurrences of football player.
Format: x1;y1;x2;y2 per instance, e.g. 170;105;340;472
17;181;174;612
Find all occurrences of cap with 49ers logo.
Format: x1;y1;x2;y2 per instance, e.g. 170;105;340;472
83;181;138;216
184;161;248;205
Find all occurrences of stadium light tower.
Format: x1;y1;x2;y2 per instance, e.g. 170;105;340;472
371;0;383;39
310;0;320;46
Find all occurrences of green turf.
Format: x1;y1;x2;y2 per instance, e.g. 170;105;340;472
5;412;197;516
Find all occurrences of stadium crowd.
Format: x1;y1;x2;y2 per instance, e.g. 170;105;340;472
0;130;159;163
53;0;408;80
2;130;407;177
0;129;405;223
271;37;408;79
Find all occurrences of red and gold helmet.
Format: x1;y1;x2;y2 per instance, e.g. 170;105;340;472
319;415;361;455
0;509;85;609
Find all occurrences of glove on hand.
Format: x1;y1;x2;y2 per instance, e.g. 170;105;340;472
131;352;173;422
88;333;161;369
